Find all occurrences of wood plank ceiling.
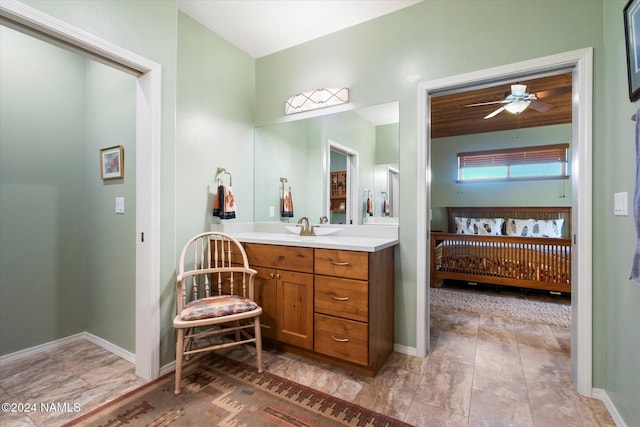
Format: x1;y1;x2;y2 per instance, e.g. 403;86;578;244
431;72;573;139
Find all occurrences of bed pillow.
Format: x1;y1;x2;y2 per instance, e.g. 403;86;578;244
454;217;504;236
506;218;564;238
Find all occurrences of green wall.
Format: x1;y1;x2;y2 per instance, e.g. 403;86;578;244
174;11;256;360
84;60;136;350
431;124;572;231
0;26;136;354
0;26;87;353
601;1;640;424
176;10;255;236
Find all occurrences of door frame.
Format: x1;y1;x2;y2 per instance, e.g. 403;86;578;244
416;48;593;396
327;140;359;224
1;0;162;381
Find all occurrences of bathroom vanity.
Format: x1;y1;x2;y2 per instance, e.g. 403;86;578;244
214;222;398;376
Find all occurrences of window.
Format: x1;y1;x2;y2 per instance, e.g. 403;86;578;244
458;144;569;182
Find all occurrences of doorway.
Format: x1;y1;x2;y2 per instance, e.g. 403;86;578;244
416;48;593;396
327;140;358;224
1;1;162;381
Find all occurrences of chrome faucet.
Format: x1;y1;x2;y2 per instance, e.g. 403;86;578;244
297;216;316;236
319;216;329;224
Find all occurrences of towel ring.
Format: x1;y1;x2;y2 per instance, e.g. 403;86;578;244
216;167;232;186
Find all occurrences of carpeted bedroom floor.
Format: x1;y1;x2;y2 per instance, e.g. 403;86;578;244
430;282;571;328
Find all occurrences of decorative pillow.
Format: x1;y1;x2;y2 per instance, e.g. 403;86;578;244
180;295;258;321
454;217;504;236
506;218;564;238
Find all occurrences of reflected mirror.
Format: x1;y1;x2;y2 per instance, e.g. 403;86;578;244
254;102;399;225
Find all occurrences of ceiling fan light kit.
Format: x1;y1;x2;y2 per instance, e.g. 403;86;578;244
503;98;531;115
465;83;551;119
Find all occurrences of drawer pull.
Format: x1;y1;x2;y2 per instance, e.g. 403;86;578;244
331;335;349;343
331;294;349;301
331;261;350;266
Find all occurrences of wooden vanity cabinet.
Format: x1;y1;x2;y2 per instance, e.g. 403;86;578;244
313;248;394;374
243;244;314;350
241;242;395;376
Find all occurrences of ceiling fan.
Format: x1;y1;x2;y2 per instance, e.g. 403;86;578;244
465;84;569;119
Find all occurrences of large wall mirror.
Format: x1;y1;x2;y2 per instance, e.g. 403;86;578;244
254;101;399;225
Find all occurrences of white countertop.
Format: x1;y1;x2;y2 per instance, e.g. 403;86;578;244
210;222;398;252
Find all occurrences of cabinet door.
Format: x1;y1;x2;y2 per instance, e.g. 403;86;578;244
253;267;278;339
277;270;314;350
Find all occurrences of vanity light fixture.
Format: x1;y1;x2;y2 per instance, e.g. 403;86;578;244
285;88;349;115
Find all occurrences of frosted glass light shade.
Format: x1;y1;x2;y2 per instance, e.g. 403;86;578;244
504;98;530;115
285;88;349;114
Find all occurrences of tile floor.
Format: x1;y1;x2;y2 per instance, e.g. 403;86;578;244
0;303;616;427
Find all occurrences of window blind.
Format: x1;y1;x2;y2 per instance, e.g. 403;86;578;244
458;144;569;168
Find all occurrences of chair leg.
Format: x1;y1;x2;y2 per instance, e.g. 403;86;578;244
254;317;263;373
234;320;241;342
174;328;184;395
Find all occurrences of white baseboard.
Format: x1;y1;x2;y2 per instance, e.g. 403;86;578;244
160;361;176;377
82;332;135;364
0;332;135;366
0;333;86;365
592;388;627;427
394;343;418;357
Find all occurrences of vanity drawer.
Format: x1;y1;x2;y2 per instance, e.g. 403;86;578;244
314;249;368;280
244;243;313;273
314;314;368;366
315;276;368;322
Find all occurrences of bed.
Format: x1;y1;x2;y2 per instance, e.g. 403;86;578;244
430;206;572;294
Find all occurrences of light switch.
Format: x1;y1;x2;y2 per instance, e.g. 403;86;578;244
269;206;275;217
614;192;628;216
115;197;125;214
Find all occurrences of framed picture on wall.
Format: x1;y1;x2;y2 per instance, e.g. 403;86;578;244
625;0;640;101
100;145;124;180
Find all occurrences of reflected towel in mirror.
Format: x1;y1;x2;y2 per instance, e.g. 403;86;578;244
281;190;294;218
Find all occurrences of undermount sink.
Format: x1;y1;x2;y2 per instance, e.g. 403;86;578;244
284;225;341;236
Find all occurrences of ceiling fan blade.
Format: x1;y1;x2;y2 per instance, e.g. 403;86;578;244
484;106;504;119
529;100;553;112
535;86;571;99
465;100;509;108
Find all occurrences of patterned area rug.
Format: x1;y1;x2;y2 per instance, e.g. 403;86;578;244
64;355;411;427
430;287;571;328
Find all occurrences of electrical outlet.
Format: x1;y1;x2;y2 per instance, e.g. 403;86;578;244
614;192;628;216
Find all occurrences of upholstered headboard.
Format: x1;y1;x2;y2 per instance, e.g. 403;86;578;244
445;206;571;238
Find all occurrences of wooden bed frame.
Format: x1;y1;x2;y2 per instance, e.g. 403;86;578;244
430;206;572;294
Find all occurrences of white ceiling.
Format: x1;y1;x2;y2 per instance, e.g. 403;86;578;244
177;0;422;58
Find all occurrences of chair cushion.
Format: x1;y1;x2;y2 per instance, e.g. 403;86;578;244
180;295;259;321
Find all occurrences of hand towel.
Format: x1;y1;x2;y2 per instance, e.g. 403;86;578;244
213;184;236;220
366;195;374;216
630;108;640;283
281;190;294;218
383;195;390;217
